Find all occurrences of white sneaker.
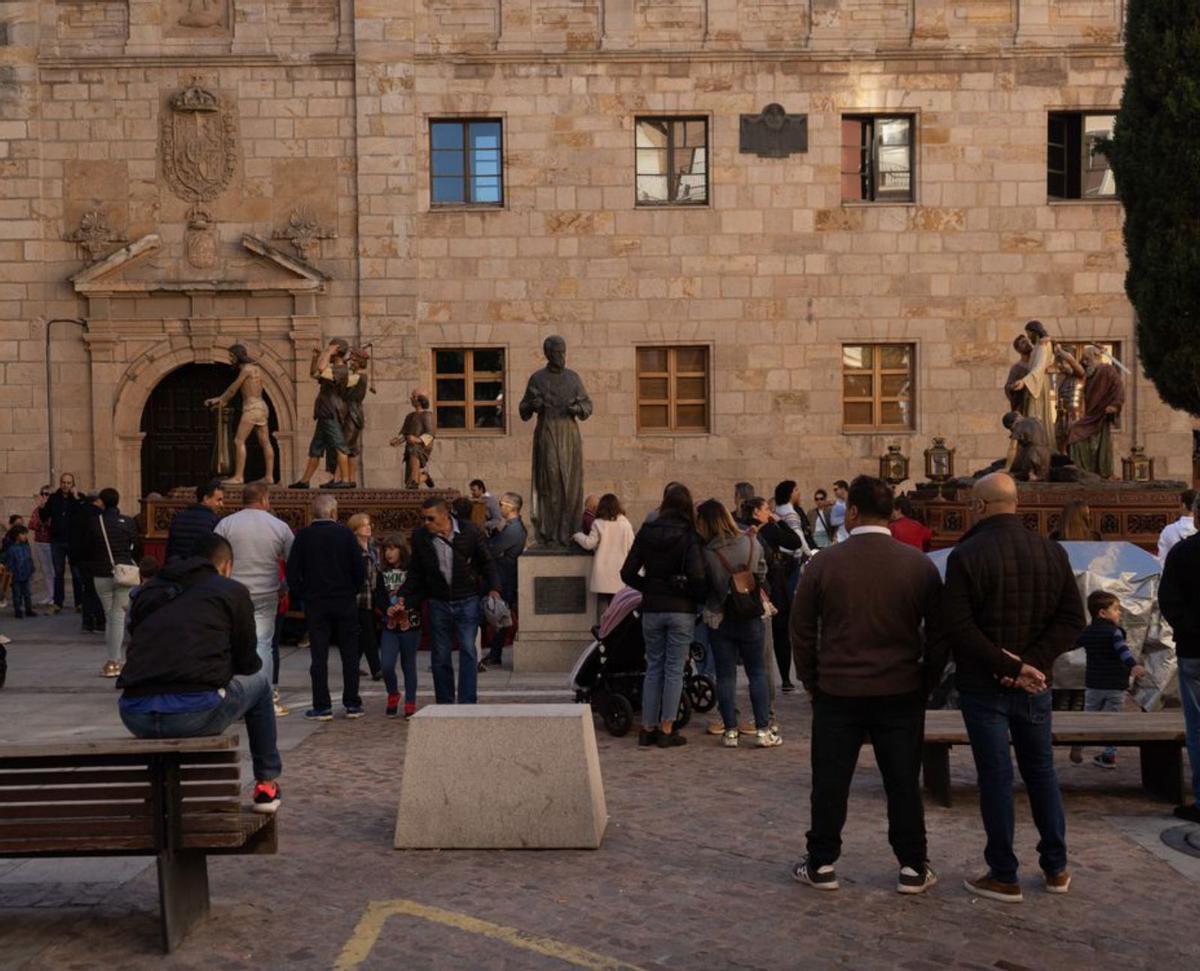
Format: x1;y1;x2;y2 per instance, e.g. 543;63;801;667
722;729;739;748
898;864;938;895
756;727;783;748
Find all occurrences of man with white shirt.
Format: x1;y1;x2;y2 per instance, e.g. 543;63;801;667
215;482;295;716
1158;489;1197;564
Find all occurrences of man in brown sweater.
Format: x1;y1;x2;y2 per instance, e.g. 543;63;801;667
789;475;945;895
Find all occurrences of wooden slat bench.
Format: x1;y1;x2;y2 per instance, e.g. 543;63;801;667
0;734;276;952
922;710;1187;808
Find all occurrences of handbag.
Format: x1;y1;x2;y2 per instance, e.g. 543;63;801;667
714;538;764;620
99;514;139;588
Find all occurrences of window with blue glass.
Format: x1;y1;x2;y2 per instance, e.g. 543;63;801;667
430;119;504;207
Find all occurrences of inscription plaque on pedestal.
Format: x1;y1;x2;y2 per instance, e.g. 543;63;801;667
534;576;587;615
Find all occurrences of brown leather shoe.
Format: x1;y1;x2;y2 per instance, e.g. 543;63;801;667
963;874;1023;903
1044;870;1071;894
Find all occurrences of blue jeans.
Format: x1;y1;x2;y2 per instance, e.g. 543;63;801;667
1083;688;1125;760
692;620;715;679
1179;657;1200;804
251;595;277;679
381;627;420;703
51;541;82;609
11;579;32;616
640;611;692;728
960;691;1068;884
119;672;281;782
709;614;770;730
428;597;480;704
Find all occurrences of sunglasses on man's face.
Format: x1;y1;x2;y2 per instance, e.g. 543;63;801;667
39;491;49;497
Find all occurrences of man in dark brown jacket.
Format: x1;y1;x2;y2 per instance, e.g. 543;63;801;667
790;475;944;896
943;471;1084;904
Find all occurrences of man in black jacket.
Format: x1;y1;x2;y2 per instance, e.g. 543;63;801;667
117;533;281;814
165;480;225;561
286;494;365;719
1158;493;1200;823
71;492;106;634
398;497;500;704
942;472;1085;903
41;472;85;613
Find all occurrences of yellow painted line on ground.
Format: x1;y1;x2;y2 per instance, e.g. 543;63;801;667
333;897;647;971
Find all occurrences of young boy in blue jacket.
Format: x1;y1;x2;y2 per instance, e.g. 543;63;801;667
1070;591;1146;768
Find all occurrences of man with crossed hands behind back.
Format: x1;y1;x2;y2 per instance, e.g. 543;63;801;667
942;472;1085;904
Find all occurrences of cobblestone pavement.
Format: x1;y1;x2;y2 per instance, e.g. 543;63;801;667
0;614;1197;969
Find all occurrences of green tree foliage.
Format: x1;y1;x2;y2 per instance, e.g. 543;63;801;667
1110;2;1200;416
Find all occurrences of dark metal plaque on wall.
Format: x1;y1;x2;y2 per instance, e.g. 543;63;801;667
534;576;587;615
739;103;808;158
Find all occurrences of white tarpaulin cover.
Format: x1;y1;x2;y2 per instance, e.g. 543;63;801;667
927;541;1175;710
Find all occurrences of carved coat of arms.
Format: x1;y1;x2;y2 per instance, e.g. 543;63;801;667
160;83;238;203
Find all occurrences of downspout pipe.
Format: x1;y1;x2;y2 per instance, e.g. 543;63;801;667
45;318;88;485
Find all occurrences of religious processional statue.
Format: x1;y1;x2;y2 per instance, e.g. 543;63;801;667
390;390;436;489
519;336;593;547
288;339;361;489
205;344;274;484
1067;345;1126;479
324;345;372;488
999;322;1125;482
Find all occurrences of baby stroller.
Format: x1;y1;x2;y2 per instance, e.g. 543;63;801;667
570;587;716;737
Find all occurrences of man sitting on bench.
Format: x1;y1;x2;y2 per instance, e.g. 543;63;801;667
116;533;282;813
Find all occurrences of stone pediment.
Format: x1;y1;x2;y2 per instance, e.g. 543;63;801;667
70;233;328;295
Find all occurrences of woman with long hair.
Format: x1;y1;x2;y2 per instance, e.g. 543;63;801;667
619;483;706;748
696;499;779;749
347;513;383;684
573;492;635;619
1050;499;1102;542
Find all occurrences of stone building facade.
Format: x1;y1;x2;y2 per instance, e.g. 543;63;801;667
0;1;1193;520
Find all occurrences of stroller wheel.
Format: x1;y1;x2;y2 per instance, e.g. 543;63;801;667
601;694;634;737
673;690;692;732
687;674;716;714
689;640;706;663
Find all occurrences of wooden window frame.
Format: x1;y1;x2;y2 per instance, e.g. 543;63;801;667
634;116;710;207
431;347;507;436
636;345;711;434
841;343;917;432
841;114;915;204
1046;110;1117;201
429;118;505;208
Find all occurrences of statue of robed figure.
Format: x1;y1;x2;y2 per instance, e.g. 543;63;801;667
519;336;593;547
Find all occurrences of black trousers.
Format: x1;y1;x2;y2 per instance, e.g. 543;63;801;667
807;690;927;871
771;605;792;685
356;607;381;678
307;599;361;711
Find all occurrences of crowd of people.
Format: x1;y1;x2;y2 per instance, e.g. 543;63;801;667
2;464;1198;899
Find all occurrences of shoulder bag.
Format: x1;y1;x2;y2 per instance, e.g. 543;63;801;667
100;515;140;587
714;538;763;620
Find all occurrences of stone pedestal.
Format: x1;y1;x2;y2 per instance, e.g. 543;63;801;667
393;704;608;850
514;547;596;674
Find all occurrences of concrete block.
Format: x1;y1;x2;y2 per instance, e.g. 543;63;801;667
393;704;607;849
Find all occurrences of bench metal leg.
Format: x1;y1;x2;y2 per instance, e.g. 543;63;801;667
1140;742;1184;805
922;743;952;808
157;850;210;953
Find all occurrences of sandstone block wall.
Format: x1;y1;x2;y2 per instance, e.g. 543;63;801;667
1;1;1192;525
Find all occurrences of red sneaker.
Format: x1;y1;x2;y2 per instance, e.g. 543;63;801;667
252;781;281;814
404;702;416;720
386;693;401;718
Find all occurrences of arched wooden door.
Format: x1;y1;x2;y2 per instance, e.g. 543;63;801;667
140;363;280;496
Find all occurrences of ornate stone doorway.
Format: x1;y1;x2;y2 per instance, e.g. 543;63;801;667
139;363;280;497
